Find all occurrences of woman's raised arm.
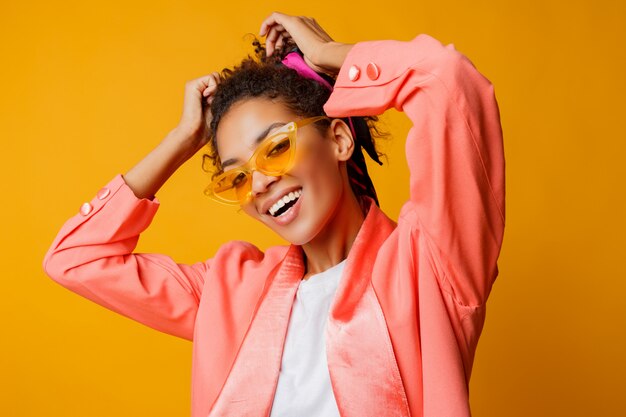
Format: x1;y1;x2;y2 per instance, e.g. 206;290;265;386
42;73;222;340
323;34;506;308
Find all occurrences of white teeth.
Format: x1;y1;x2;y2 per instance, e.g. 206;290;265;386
268;188;302;216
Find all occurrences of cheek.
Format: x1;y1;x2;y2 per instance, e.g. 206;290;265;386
241;203;261;220
301;147;342;184
297;152;344;209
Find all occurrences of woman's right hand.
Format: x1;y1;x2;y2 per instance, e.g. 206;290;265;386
259;12;353;78
173;72;221;155
122;72;221;200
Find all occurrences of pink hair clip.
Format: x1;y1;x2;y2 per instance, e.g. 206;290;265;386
281;49;357;139
281;50;334;91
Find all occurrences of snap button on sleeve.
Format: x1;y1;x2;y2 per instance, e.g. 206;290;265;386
366;62;380;80
80;202;92;216
97;187;111;200
348;65;361;81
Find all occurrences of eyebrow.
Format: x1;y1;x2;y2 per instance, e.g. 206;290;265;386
220;122;288;170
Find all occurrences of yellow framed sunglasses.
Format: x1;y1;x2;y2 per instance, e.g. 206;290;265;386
204;115;329;205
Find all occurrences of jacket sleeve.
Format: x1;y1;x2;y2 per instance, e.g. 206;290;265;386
323;34;505;307
42;174;208;341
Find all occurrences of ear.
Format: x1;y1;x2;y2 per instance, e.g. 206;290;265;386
327;118;355;162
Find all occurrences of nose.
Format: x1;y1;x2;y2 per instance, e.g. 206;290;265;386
250;169;279;198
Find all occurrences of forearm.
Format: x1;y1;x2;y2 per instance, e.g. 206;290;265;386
123;127;198;200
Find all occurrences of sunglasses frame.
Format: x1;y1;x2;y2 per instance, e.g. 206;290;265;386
204;115;330;205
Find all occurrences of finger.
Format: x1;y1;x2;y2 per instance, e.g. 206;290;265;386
189;75;214;98
264;23;286;40
202;73;220;96
275;34;284;51
265;25;286;57
275;31;292;52
202;81;213;96
271;23;286;33
259;12;288;36
202;78;216;96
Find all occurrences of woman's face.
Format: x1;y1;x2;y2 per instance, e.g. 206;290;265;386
215;97;354;245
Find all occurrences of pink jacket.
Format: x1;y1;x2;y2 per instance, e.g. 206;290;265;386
43;34;505;417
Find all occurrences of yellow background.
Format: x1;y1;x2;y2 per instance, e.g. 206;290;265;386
1;0;624;416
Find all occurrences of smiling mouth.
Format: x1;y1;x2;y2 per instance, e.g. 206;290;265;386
268;188;302;217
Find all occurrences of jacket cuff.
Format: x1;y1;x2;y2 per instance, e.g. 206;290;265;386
323;34;451;117
43;173;161;269
76;173;160;223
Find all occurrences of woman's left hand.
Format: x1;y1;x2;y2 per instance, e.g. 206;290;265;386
259;12;353;77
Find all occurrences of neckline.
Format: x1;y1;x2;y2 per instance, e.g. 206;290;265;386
300;259;347;288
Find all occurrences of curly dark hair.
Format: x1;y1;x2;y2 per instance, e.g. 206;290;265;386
203;34;389;207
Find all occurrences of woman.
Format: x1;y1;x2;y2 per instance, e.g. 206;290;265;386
43;12;505;417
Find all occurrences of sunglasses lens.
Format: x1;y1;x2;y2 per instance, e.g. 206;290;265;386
257;133;294;174
209;170;250;203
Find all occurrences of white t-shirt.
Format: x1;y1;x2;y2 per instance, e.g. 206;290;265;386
269;259;347;417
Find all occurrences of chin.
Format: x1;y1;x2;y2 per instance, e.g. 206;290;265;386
272;221;325;246
252;186;339;246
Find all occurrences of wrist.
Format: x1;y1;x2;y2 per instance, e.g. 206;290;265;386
322;42;355;76
163;127;204;161
169;124;198;143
